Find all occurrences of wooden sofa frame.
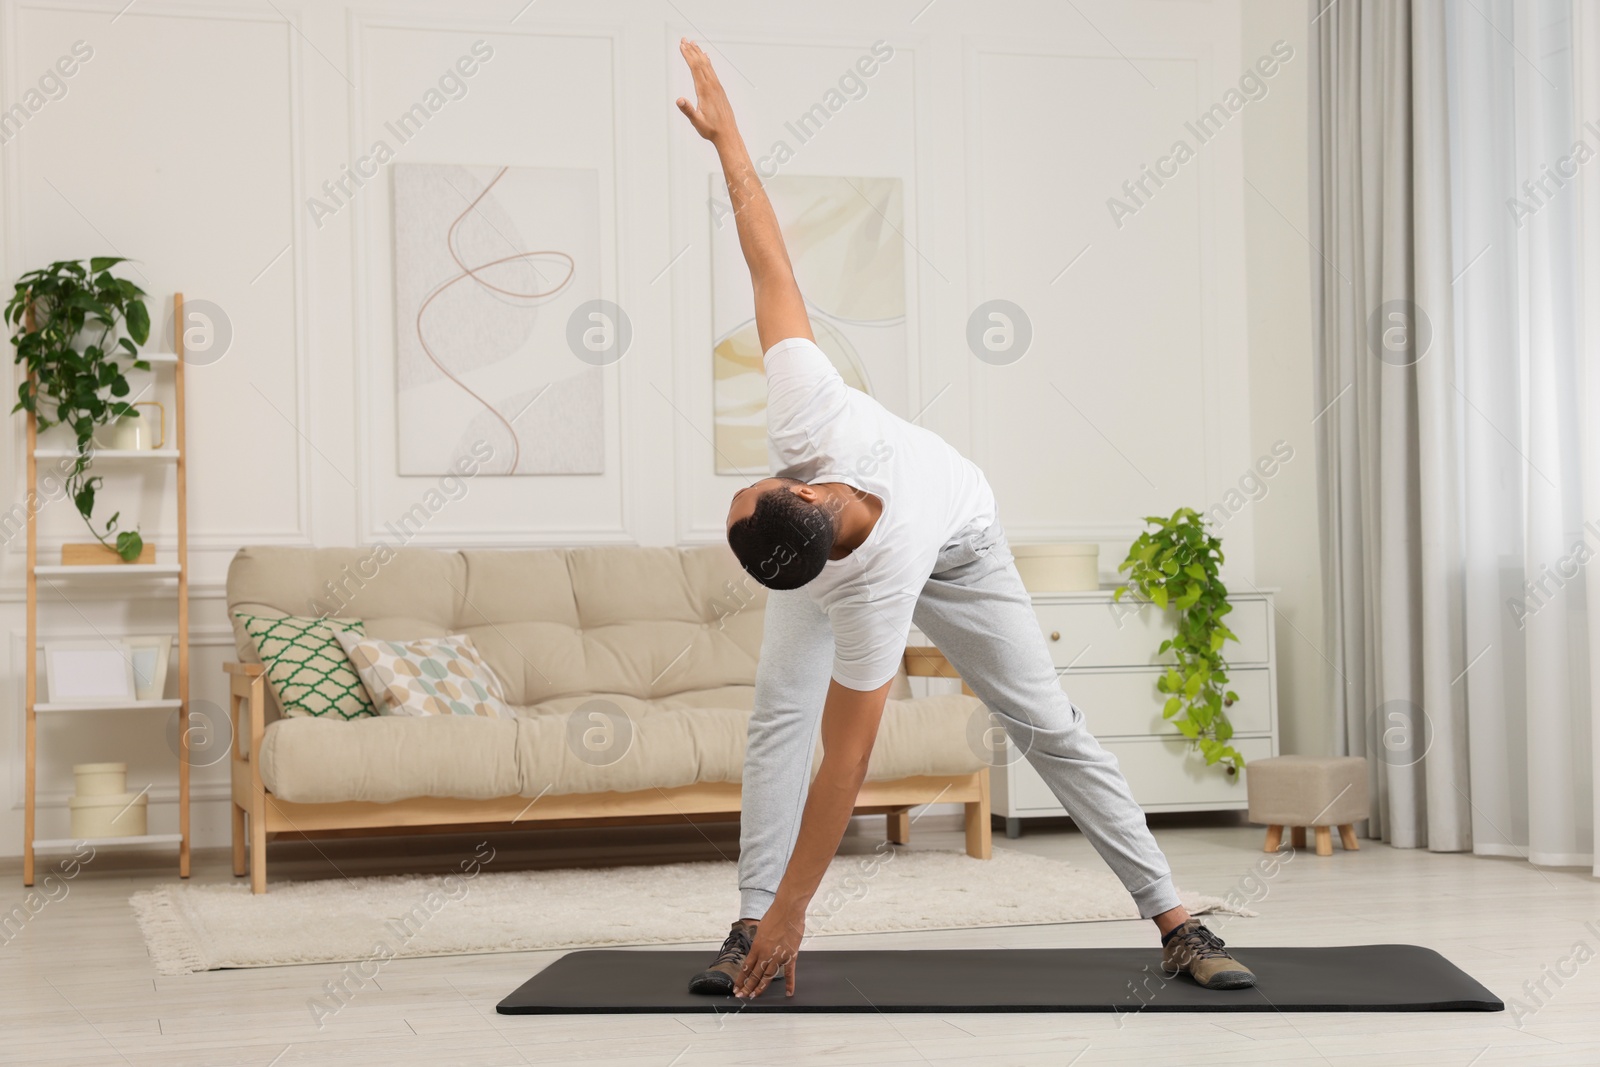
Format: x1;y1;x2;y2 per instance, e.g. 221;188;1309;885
228;646;991;892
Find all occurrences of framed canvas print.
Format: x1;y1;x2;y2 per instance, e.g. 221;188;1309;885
43;642;138;704
710;174;909;475
392;163;605;476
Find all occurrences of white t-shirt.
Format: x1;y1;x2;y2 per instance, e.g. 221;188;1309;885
764;337;997;691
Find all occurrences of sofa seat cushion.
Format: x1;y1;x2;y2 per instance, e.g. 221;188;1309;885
869;694;989;780
515;689;986;797
512;694;748;798
259;715;521;803
258;689;987;804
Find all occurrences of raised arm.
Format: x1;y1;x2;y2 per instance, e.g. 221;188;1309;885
676;38;813;351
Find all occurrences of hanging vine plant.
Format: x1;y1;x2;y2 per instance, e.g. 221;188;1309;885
1114;507;1246;774
7;257;151;561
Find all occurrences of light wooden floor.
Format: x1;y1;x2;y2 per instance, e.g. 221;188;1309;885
1;818;1596;1066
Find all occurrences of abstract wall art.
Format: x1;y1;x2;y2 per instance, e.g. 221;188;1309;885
393;163;603;475
710;174;908;475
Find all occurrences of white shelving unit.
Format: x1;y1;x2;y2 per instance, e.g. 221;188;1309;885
34;449;180;460
34;699;183;715
33;564;183;578
22;293;192;886
32;834;184;853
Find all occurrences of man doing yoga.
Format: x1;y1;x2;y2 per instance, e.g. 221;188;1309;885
674;38;1254;1000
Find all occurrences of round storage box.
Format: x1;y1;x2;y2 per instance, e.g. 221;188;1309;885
69;791;147;838
1012;543;1101;593
73;762;128;798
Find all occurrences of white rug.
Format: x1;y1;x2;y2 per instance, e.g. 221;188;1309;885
130;848;1252;975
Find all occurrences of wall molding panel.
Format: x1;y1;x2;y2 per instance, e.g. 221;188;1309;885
962;32;1254;577
348;14;634;547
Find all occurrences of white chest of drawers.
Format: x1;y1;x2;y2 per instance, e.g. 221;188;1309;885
989;588;1280;837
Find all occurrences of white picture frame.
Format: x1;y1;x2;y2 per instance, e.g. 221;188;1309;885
121;636;173;702
392;163;604;476
43;642;137;704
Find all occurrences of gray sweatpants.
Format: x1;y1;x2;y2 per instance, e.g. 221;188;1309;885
737;522;1183;921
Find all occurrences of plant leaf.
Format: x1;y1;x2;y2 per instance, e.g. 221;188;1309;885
124;300;150;345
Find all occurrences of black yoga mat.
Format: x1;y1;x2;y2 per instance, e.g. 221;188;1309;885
497;945;1502;1014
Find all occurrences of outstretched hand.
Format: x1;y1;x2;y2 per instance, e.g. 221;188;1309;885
736;906;802;999
675;34;812;350
676;38;736;144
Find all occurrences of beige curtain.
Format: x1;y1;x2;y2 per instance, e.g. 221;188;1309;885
1311;0;1598;868
1310;0;1471;850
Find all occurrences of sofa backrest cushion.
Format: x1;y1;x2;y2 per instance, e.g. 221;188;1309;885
227;545;767;711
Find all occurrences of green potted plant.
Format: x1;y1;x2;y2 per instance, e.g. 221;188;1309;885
7;257;151;562
1114;507;1246;775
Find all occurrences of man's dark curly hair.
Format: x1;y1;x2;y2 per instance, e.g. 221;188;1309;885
727;482;835;590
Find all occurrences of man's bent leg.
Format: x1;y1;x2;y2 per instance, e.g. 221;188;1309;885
911;527;1182;919
737;589;835;921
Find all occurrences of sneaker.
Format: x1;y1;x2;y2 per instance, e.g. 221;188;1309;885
688;920;782;996
1160;919;1256;990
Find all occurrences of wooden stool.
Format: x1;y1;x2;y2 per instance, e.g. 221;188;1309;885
1247;755;1368;856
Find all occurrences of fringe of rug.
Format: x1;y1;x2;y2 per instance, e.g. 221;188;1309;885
129;887;208;976
1184;893;1259;919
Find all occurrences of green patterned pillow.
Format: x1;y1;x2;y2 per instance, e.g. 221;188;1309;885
235;613;375;720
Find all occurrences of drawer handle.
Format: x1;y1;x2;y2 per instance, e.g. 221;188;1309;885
1050;631;1061;641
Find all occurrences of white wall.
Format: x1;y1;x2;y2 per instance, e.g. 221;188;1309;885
1240;0;1328;756
0;0;1318;857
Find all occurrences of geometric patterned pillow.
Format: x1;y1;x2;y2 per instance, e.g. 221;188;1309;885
333;631;512;719
234;613;375;720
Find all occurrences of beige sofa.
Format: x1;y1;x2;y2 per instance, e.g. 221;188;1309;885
225;544;991;892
